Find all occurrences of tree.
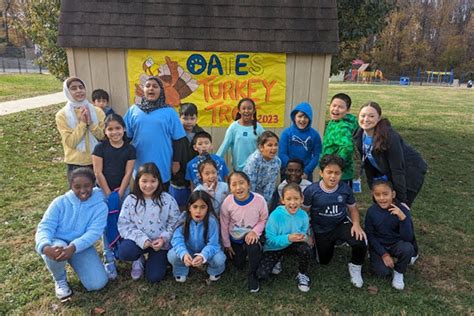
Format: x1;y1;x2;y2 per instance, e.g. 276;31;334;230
331;0;394;75
18;0;68;80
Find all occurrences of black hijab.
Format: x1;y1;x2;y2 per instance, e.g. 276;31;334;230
137;77;168;113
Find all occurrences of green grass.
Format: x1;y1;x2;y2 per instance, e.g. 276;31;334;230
0;84;473;314
0;74;62;101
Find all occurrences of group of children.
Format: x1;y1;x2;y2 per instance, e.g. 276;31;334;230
36;78;417;301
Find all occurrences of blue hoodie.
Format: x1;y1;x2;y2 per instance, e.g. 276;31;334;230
35;188;108;255
278;102;322;176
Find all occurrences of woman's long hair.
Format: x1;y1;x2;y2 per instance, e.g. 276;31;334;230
361;101;391;153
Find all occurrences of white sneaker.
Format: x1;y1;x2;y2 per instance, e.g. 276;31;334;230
104;262;118;280
55;279;72;300
175;275;187;283
348;263;364;288
410;254;419;265
392;271;405;290
271;261;282;275
131;256;144;280
296;272;311;292
208;274;221;281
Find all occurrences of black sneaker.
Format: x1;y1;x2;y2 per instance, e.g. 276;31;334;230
248;274;260;293
296;272;311;292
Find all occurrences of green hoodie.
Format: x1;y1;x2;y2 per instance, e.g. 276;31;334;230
322;113;359;180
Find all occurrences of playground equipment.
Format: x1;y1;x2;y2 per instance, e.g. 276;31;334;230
345;60;385;83
423;70;454;84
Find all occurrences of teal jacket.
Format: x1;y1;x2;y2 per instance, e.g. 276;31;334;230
264;205;309;251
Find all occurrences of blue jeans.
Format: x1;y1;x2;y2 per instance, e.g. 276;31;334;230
167;248;226;277
103;188;130;263
41;239;108;291
116;239;168;283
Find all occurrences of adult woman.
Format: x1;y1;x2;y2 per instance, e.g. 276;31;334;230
124;77;186;187
354;101;427;207
56;77;105;179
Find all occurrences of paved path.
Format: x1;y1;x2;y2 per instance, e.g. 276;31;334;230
0;92;65;116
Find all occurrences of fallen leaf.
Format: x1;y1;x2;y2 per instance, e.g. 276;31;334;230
368;285;379;295
92;307;106;315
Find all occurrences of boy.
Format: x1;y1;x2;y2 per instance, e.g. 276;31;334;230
279;102;322;181
303;154;367;288
92;89;115;117
185;131;229;190
277;158;312;199
322;93;359;187
365;180;415;290
170;103;204;210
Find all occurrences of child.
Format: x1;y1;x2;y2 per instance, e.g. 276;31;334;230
35;168;108;300
220;171;268;293
303;154;367;288
167;190;226;282
56;77;105;179
216;98;265;171
186;131;229;190
243;131;281;205
170;103;204;210
322;93;359;187
92;113;136;279
194;158;229;216
117;163;181;283
257;183;312;292
278;102;322;181
92;88;115;117
277;158;312;199
365;180;415;290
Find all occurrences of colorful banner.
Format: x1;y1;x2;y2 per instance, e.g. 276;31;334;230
127;50;286;127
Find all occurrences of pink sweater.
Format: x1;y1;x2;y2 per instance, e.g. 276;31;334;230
220;193;268;248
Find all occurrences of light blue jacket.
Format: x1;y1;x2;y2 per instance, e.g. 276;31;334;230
264;205;309;251
170;216;221;262
35;188;108;254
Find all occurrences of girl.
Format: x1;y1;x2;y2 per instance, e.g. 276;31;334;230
243;131;281;204
257;183;312;292
216;98;265;171
354;101;428;207
124;76;186;188
35;168;108;300
194;158;229;216
220;171;268;293
117;163;180;283
92;113;136;279
55;77;105;179
167;191;226;282
365;180;415;290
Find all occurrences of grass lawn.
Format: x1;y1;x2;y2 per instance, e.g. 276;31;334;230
0;74;62;102
0;83;472;314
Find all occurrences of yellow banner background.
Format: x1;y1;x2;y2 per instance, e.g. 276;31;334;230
127;50;286;127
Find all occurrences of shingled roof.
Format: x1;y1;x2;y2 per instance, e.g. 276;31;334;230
58;0;339;54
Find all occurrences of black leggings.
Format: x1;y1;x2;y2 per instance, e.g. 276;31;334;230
257;242;311;279
314;220;367;265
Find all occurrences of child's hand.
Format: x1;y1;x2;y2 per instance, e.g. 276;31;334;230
382;254;395;268
56;244;76;261
82;106;91;125
302;173;308;180
151;238;164;251
80;108;89;124
191;255;204;267
225;247;235;259
143;239;152;249
43;245;63;260
204;182;216;196
172;161;180;175
307;235;315;247
351;223;367;241
183;253;193;267
389;204;407;221
245;231;259;245
288;233;306;243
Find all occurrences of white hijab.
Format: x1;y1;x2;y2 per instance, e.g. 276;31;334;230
62;78;99;152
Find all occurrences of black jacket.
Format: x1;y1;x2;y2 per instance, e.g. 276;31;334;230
354;127;428;203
